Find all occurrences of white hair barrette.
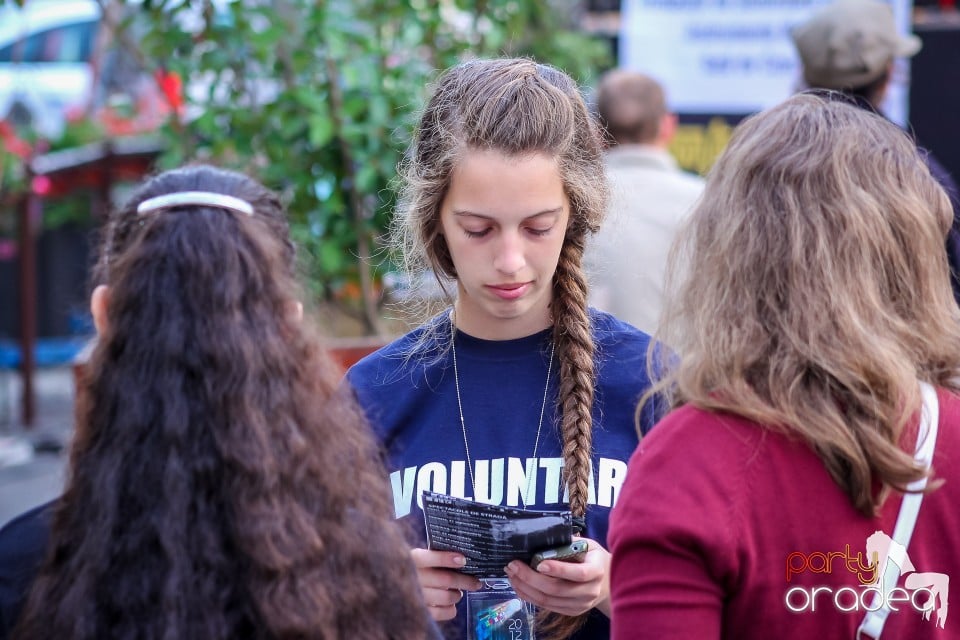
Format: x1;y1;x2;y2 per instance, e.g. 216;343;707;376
136;191;254;217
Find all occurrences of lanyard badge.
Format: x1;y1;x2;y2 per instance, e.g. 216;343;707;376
467;579;536;640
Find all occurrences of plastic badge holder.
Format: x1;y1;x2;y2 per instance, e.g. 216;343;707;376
467;579;536;640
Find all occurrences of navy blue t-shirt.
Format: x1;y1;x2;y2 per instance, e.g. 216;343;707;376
347;309;655;639
0;501;53;639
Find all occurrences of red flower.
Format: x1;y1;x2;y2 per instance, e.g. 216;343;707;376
31;175;51;196
0;122;34;159
155;69;184;114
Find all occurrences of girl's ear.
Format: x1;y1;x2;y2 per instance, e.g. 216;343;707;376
90;285;111;336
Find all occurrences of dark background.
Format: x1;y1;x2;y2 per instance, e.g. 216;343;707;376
1;224;93;339
910;22;960;186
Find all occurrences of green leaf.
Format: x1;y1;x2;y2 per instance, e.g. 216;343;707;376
355;165;379;194
318;237;346;274
308;115;334;148
115;0;612;330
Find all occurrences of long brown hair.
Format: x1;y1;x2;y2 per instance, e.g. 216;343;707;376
649;93;960;516
393;57;607;638
14;165;433;639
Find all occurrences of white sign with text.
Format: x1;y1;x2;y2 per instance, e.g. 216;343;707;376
620;0;914;124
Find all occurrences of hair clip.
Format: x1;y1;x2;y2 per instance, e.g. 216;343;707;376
136;191;254;217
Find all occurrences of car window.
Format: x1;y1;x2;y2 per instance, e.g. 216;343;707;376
0;34;30;63
0;20;97;64
43;21;96;63
18;30;43;62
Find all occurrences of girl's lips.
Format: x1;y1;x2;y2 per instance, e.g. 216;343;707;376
487;282;530;300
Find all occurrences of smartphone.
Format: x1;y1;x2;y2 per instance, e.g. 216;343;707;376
529;540;589;571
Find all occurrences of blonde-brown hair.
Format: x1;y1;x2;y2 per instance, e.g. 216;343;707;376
648;92;960;516
394;57;608;637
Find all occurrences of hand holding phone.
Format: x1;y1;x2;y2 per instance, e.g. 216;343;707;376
529;540;589;571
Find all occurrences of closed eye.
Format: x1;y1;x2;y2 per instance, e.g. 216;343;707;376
463;228;491;238
526;226;553;237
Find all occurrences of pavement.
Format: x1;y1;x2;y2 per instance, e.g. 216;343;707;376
0;366;74;526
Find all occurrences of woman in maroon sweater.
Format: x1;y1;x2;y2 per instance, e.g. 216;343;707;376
608;92;960;639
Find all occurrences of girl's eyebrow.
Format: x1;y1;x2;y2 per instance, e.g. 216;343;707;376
452;207;564;220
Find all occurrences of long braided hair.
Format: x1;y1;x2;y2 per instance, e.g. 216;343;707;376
394;58;608;637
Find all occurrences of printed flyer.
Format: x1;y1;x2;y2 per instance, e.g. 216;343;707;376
422;491;573;578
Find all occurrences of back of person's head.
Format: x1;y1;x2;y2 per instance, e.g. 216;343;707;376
595;69;667;146
654;92;960;516
395;57;607;639
791;0;920;104
14;165;433;640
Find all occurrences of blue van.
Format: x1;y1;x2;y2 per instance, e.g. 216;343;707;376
0;1;102;138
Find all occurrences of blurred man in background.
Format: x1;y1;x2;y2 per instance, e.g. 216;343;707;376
586;70;704;335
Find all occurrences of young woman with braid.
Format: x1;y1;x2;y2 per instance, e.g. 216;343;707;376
0;165;437;640
347;58;657;639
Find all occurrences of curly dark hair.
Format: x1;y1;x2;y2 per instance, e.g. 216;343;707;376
13;165;433;639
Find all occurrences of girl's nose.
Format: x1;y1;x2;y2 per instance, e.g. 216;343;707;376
493;232;525;275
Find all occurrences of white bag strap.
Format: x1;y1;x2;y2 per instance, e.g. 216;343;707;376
857;382;939;639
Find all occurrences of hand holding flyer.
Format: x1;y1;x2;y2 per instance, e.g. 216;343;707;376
421;491;574;578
